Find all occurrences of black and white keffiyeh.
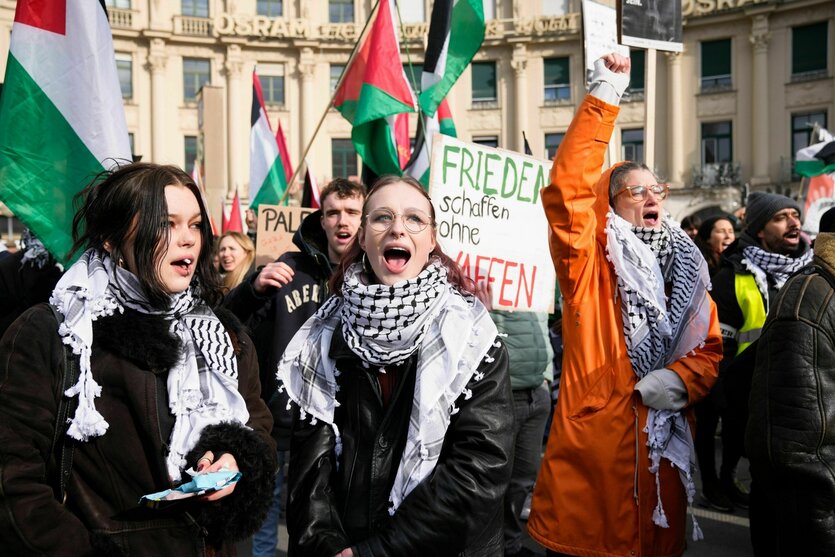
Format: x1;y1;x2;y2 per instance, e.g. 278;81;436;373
50;249;249;481
277;260;498;513
606;213;713;540
741;242;813;312
20;228;54;269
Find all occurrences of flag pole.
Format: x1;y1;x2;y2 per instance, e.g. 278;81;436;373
278;0;381;205
395;0;427;142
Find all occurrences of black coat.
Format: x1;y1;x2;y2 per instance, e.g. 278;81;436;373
224;210;332;449
746;233;835;556
0;250;62;338
287;327;514;557
0;304;276;556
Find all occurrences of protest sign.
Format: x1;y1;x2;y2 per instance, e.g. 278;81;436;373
619;0;683;52
428;135;557;313
582;0;629;72
255;205;316;266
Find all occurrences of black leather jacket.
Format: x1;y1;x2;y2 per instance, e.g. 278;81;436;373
746;233;835;556
287;328;513;557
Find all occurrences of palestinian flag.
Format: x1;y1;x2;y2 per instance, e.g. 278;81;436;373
275;119;293;185
249;69;287;209
796;139;835;178
419;0;485;116
0;0;131;263
404;99;457;187
333;0;416;176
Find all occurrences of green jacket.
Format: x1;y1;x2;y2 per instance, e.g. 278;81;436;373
490;309;553;390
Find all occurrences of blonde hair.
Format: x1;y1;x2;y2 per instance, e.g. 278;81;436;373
219;231;255;291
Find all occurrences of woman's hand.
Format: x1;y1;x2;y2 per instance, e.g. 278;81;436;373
253;261;295;294
196;451;240;501
600;52;631;74
333;549;354;557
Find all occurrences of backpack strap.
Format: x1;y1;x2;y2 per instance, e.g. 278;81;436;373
47;305;78;504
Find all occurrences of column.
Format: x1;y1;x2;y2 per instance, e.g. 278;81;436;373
224;44;244;199
511;45;528;154
665;52;683;185
644;49;657;171
147;39;168;163
750;14;771;184
299;48;316;154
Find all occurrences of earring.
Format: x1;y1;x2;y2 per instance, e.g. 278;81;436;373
362;252;370;273
118;257;124;267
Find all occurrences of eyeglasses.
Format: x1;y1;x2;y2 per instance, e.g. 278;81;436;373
615;183;669;201
365;208;434;234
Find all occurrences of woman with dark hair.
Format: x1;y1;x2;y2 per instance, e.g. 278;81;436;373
694;216;735;276
280;175;513;556
0;163;275;555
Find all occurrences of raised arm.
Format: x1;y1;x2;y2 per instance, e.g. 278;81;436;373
542;54;629;303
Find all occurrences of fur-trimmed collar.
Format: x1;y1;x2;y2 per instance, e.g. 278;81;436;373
814;233;835;275
93;306;245;372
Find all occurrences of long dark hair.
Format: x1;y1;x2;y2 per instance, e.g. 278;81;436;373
70;162;223;308
329;175;475;296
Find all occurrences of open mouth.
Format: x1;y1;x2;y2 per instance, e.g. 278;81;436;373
172;257;193;276
383;247;411;273
643;211;659;227
335;231;352;241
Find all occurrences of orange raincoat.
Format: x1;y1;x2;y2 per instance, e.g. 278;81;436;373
527;95;722;557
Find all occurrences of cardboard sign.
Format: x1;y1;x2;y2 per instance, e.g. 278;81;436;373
620;0;683;52
582;0;629;71
428;135;557;313
255;205;317;267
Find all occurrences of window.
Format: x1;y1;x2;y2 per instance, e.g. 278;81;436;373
482;0;496;20
792;111;828;178
183;58;210;102
258;64;285;106
622;128;644;162
701;39;732;92
184;136;198;175
792;22;828;79
701;121;732;165
329;0;354;23
257;0;283;17
544;133;564;159
115;53;132;100
399;2;425;23
403;62;423;93
626;49;645;97
105;0;131;8
544;57;570;103
181;0;208;17
542;0;569;16
473;136;499;148
332;139;358;177
471;62;497;103
330;64;345;94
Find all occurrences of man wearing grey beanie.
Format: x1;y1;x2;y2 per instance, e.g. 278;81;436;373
703;191;813;513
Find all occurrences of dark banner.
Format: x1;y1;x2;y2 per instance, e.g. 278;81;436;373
620;0;683;52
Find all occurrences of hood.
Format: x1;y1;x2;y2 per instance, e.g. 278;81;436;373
292;209;333;274
595;161;626;214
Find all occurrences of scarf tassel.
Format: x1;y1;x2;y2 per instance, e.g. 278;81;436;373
652;469;669;528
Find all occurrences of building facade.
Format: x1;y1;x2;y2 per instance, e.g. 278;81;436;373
0;0;832;228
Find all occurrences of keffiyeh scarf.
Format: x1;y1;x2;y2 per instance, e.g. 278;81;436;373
606;213;713;540
20;228;54;269
277;260;498;513
741;243;813;313
50;249;249;481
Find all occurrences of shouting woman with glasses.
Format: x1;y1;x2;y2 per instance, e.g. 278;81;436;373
527;53;722;557
278;175;513;556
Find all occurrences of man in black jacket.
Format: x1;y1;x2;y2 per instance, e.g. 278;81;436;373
224;178;366;557
708;192;812;511
745;217;835;556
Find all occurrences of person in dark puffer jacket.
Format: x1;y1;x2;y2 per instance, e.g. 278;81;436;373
0;163;275;556
746;224;835;557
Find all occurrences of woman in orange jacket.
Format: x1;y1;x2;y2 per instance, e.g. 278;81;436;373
527;53;722;557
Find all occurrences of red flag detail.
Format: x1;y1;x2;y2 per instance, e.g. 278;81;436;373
395;113;410;169
224;189;243;233
14;0;67;35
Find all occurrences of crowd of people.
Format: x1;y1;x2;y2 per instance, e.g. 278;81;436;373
0;52;833;557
